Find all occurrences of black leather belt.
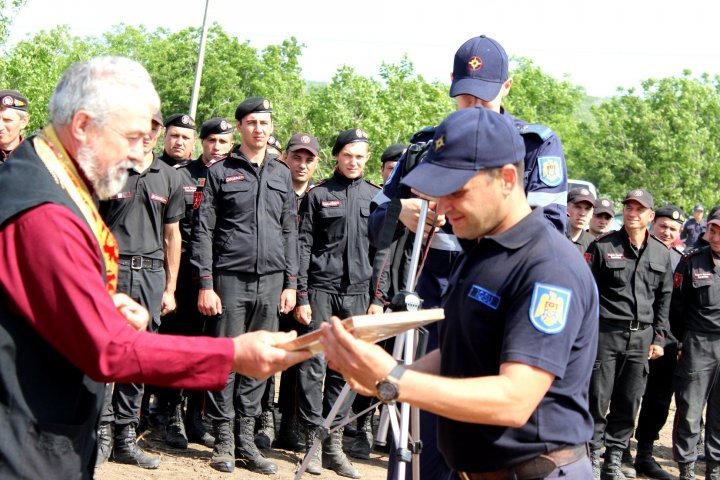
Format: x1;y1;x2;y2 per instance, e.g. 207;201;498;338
458;444;588;480
601;318;650;331
119;255;164;270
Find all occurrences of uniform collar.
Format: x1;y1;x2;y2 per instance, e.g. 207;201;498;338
480;207;544;250
332;169;363;186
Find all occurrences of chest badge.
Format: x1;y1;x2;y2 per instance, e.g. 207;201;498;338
467;284;500;310
529;283;571;335
322;200;341;208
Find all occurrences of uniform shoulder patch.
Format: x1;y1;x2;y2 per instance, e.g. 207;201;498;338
306;179;327;193
174;159;191;169
205;156;225;169
272;157;289;169
593;230;617;243
528;283;571;335
518;123;554;142
537;156;564;187
365;179;382;190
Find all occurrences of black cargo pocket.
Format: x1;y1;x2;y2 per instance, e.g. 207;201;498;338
692;278;716;306
648;261;667;289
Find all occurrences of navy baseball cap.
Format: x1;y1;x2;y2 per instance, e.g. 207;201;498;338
401;107;525;197
449;35;509;102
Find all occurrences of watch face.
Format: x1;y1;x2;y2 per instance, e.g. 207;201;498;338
376;380;399;402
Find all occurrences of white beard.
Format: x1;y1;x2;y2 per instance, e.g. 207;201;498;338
75;145;133;200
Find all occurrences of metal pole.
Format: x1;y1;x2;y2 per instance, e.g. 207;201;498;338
189;0;211;119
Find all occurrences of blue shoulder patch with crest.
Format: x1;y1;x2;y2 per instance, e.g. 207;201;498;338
537;156;564;187
468;284;501;310
528;283;571;334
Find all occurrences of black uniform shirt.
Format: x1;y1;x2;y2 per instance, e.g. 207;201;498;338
671;246;720;335
438;207;598;471
565;227;594;254
99;155;185;259
296;170;380;303
190;147;298;290
585;228;673;344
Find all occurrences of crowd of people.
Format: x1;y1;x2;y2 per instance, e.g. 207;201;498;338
0;33;719;480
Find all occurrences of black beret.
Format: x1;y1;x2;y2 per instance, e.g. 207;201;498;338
332;128;369;156
381;143;405;164
164;113;196;129
235;97;272;121
654;205;686;224
199;117;233;139
0;90;28;112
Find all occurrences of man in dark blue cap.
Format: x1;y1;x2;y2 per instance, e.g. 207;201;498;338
190;96;298;475
681;203;707;248
321;107;598;479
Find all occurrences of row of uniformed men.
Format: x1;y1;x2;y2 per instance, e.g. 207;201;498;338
565;186;720;480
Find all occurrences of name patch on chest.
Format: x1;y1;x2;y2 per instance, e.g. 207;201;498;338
322;200;341;208
467;284;501;310
693;271;713;281
150;193;168;204
606;252;625;261
183;185;197;194
226;174;245;183
112;191;132;200
528;283;571;335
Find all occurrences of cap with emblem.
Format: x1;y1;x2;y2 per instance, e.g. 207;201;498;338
400;107;525;197
654;205;686;225
694;203;704;212
200;117;233;139
235;96;272;121
622;188;654;210
332;128;369;156
594;198;615;217
568;187;596;206
164;113;196;129
286;133;320;156
450;35;509;102
708;207;720;226
381;143;405;164
0;90;28;112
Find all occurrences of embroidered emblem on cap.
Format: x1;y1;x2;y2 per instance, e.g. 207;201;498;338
1;96;13;106
601;200;610;207
580;189;589;195
468;284;500;310
538;156;563;187
632;189;643;197
355;129;367;139
672;211;679;219
181;115;190;125
468;55;483;71
220;120;229;130
301;135;310;144
434;135;446;152
263;99;271;109
529;283;571;335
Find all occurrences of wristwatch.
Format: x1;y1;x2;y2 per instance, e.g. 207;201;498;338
375;363;406;403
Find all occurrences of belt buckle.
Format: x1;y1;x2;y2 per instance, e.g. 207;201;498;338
629;320;640;331
131;256;143;270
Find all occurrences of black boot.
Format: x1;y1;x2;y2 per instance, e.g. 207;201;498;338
621;447;636;478
600;447;627;480
165;403;188;449
235;416;278;475
209;420;235;473
95;422;113;467
707;460;720;480
112;423;160;469
186;400;215;448
678;461;696;480
254;409;276;449
634;443;672;480
348;413;373;460
591;448;601;480
303;424;323;475
276;416;306;452
323;427;361;479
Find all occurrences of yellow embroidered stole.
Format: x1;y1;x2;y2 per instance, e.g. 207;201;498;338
33;126;119;294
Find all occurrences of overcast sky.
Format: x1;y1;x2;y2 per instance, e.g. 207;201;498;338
8;0;720;97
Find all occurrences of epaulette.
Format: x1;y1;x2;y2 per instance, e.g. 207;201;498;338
306;179;327;193
365;179;382;190
174;159;191;169
672;246;684;256
681;246;704;262
205;156;225;169
272;157;289;169
593;230;617;242
517;123;554;142
409;126;436;144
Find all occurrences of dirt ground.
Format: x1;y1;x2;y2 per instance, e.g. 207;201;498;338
96;395;706;480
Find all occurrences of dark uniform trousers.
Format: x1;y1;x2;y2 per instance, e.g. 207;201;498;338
589;321;653;451
277;311;299;419
205;271;284;421
297;289;369;428
101;262;165;425
634;341;677;446
673;331;720;463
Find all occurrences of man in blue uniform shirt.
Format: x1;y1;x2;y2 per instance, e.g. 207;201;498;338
322;107;598;479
